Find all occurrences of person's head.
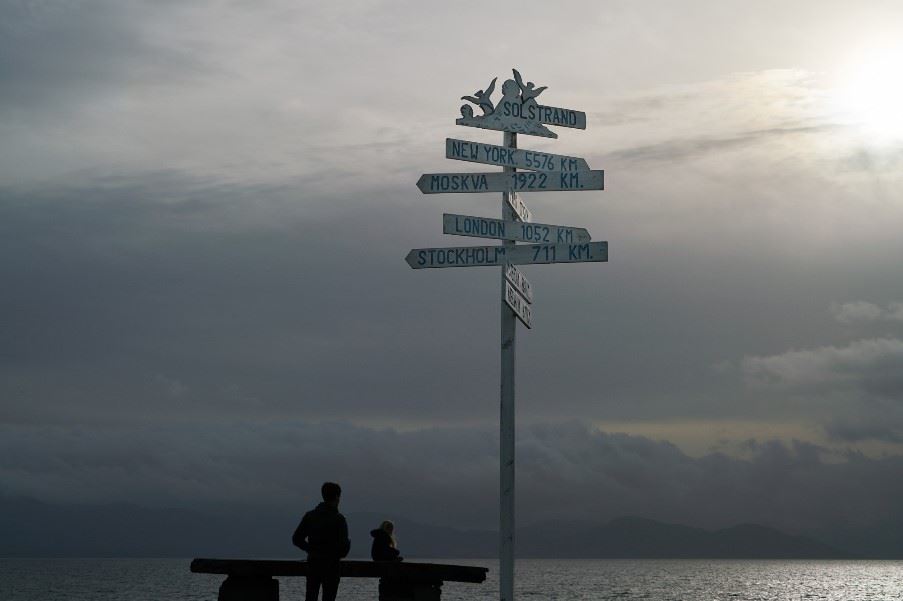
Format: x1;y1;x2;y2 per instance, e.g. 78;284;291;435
321;481;342;505
380;520;396;546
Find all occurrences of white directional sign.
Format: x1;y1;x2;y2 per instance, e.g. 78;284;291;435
504;263;533;304
443;214;590;244
535;105;586;129
405;241;607;269
416;170;604;194
506;192;531;223
457;105;587;139
504;281;533;329
446;138;590;172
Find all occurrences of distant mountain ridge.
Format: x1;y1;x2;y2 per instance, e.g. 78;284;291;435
0;497;859;558
514;516;851;559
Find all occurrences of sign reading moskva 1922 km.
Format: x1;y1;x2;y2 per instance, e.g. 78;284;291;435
403;68;609;601
416;170;604;194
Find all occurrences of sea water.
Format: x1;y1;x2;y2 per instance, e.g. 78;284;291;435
1;558;901;600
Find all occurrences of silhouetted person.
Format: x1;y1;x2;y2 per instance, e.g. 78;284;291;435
292;482;350;601
371;520;408;599
370;520;402;562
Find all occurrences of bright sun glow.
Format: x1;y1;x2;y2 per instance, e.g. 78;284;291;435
833;45;903;142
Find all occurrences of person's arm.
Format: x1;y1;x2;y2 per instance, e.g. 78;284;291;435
338;515;350;559
292;514;310;552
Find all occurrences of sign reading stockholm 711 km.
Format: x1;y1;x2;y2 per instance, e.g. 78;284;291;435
405;241;608;269
417;170;603;194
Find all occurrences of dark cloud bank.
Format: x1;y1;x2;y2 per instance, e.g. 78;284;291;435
2;420;903;557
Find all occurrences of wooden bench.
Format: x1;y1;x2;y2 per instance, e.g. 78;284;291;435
191;558;488;601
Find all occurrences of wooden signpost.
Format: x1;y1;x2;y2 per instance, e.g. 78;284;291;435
405;68;606;601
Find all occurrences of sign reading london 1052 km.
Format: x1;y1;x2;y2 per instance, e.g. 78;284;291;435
404;69;607;601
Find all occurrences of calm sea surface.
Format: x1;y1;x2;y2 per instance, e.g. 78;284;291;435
1;558;901;600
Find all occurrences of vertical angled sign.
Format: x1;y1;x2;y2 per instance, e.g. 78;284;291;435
504;263;533;303
506;192;531;223
504;280;533;328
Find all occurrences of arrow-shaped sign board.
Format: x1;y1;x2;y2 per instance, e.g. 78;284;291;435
443;214;590;244
405;241;608;269
417;171;604;194
456;105;586;138
504;263;533;304
446;138;590;172
504;280;533;329
537;105;586;129
506;192;531;223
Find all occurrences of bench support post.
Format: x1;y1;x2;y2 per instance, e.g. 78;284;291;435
218;575;279;601
379;578;442;601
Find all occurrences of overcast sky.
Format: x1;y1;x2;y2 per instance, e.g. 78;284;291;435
3;0;903;538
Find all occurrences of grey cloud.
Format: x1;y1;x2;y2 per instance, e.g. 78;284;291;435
742;338;903;394
605;125;839;165
831;301;884;324
831;301;903;324
0;1;205;113
838;147;903;173
824;419;903;444
742;338;903;442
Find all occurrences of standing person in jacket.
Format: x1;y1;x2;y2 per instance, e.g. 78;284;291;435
292;482;350;601
370;520;402;562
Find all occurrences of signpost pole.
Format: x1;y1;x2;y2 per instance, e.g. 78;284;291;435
500;130;517;601
407;69;606;601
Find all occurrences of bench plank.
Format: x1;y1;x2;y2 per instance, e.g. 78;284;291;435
191;558;488;584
